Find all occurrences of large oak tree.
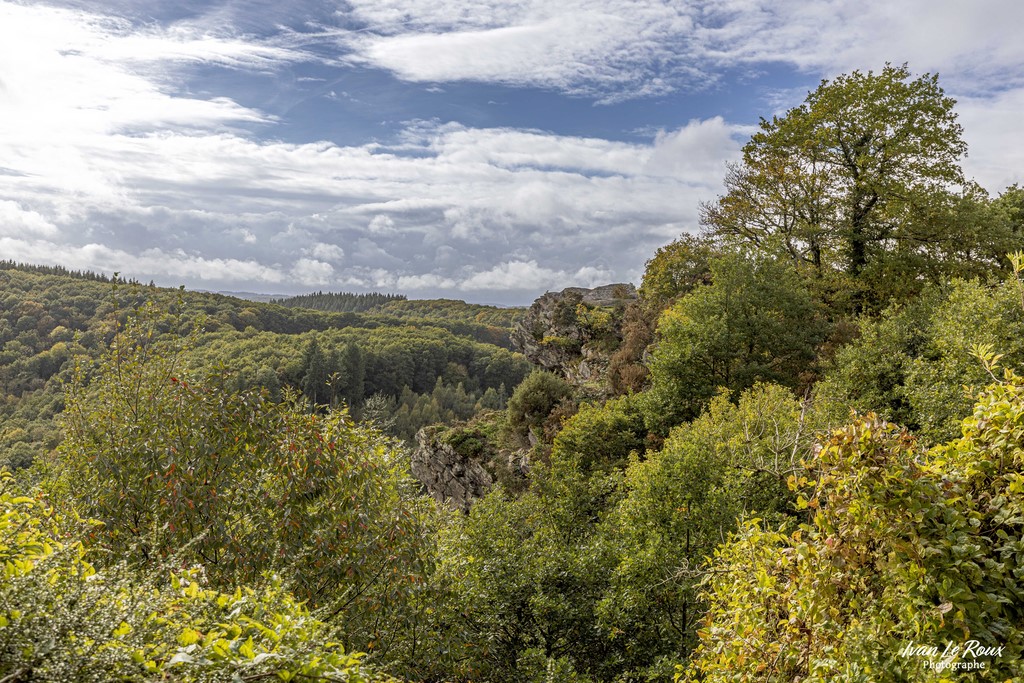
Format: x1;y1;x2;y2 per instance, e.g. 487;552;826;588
702;64;982;311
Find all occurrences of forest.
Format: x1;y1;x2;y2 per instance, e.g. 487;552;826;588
2;64;1024;681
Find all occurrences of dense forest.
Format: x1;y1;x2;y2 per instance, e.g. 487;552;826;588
4;65;1024;681
0;268;528;469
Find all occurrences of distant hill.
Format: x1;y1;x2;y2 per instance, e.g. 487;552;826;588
0;262;531;469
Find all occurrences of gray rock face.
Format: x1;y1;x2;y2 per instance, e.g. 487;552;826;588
567;283;639;308
411;426;493;512
510;283;637;392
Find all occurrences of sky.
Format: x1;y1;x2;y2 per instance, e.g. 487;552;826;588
1;1;1023;305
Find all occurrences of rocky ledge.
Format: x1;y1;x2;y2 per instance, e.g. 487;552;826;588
510;283;637;393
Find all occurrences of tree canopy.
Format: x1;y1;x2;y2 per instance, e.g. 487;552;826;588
701;64;1007;311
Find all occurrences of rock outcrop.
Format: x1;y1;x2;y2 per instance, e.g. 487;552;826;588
411;284;639;511
411;421;530;512
411;426;492;512
510;283;637;395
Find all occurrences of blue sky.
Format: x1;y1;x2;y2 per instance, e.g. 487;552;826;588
1;1;1023;304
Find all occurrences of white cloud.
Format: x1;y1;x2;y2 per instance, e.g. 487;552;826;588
0;237;287;283
958;88;1024;191
291;257;334;285
336;0;1024;100
699;1;1024;94
309;242;346;261
397;273;458;290
339;0;697;100
1;36;744;301
3;0;1020;305
368;215;398;235
0;201;59;237
460;260;614;291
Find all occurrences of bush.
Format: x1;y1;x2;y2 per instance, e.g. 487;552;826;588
645;252;824;432
49;301;435;663
684;364;1024;681
505;371;574;443
0;472;398;682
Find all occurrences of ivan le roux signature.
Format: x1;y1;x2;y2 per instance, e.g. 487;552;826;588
899;641;1004;659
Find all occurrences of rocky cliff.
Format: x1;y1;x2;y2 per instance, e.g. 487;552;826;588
412;284;639;510
510;283;637;395
411;422;527;512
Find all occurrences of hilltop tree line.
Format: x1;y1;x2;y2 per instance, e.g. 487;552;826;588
273;290;407;312
3;64;1024;682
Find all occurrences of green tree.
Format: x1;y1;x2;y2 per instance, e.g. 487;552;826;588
431;462;622;683
300;337;331;405
550;395;646;473
822;257;1024;444
254;364;281;401
505;371;574;444
598;385;820;676
645;252;824;431
340;342;366;407
993;184;1024;245
703;64;977;311
639;233;718;312
0;472;398;683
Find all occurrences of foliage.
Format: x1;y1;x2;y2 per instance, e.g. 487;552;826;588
824;261;1024;443
300;337;333;405
550;395;646;473
504;371;574;444
383;378;508;442
607;300;654;395
11;63;1024;683
645;251;824;431
684;368;1024;682
429;461;623;683
0;259;118;283
273;290;406;312
701;63;1010;312
0;265;529;471
638;233;718;312
816;289;937;432
51;302;435;662
275;294;520;348
0;471;398;682
597;385;822;675
373;298;524;330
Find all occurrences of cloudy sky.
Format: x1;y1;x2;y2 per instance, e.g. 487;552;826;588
1;1;1022;304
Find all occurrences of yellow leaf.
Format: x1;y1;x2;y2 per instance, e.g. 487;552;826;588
239;636;256;660
178;628;202;646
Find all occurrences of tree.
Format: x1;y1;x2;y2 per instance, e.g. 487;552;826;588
645;251;824;431
339;342;366;407
822;254;1024;444
639;234;718;312
431;460;623;683
52;302;434;659
550;395;646;473
504;371;574;444
703;64;973;311
299;337;331;405
599;385;821;677
0;472;399;683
